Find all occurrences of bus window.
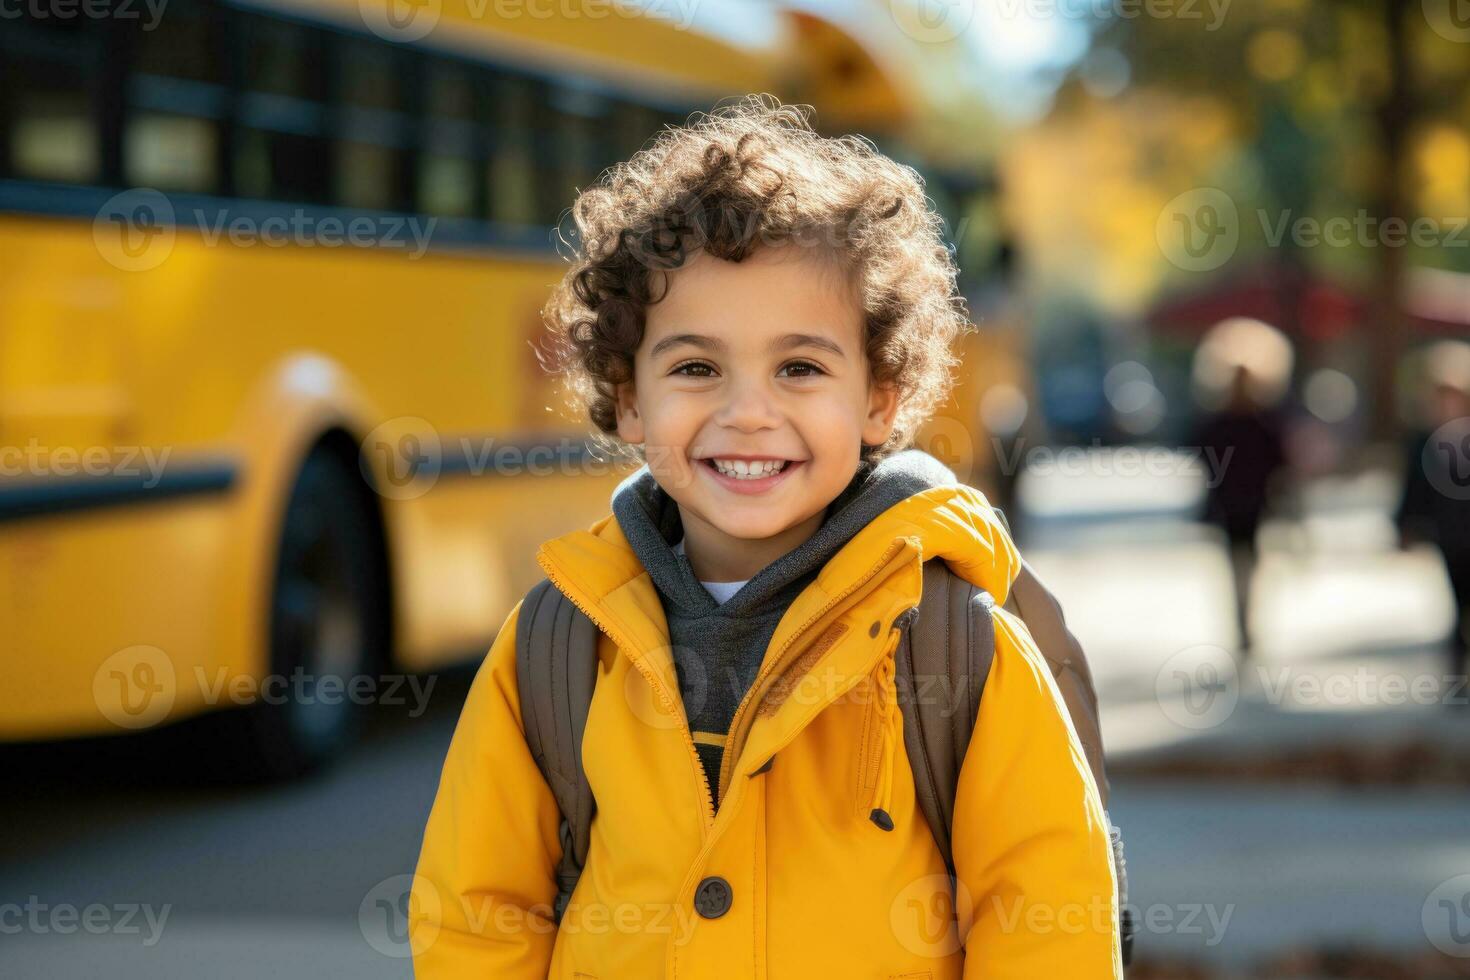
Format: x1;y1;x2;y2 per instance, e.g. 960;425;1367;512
332;37;411;212
611;100;659;164
530;82;605;226
487;74;538;227
124;0;224;194
235;15;330;204
1;19;101;184
336;139;400;211
337;35;403;111
133;0;222;84
564;88;603;183
419;60;482;219
125;114;218;194
242;16;325;100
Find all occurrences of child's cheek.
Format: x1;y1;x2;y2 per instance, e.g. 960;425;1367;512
646;443;694;492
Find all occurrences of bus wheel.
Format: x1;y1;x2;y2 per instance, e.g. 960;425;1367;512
236;445;388;780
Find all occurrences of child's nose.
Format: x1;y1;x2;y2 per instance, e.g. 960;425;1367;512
714;378;782;432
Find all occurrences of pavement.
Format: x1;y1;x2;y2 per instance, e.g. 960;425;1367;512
1108;775;1470;968
1019;456;1465;762
0;674;463;980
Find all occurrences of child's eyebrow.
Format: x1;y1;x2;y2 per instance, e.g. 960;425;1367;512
649;333;847;359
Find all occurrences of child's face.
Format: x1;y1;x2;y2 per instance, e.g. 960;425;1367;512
615;245;899;543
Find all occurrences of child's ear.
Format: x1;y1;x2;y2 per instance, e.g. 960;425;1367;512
614;382;644;445
862;379;900;447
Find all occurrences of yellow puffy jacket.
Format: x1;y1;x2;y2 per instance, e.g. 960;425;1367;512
410;482;1122;979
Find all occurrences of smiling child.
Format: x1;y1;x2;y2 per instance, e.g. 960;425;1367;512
410;95;1121;979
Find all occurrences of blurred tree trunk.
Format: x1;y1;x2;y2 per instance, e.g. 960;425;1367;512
1367;0;1412;441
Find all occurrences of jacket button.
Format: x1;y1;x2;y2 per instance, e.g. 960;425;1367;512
693;876;732;919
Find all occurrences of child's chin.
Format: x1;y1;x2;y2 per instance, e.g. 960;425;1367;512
707;512;796;541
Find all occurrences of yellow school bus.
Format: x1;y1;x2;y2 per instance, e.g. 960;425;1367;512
0;0;1010;774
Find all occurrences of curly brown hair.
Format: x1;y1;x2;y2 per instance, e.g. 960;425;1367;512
538;94;974;464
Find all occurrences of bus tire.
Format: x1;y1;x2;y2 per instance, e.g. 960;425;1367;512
230;443;389;780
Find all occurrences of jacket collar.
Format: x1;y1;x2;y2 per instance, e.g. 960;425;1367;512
607;450;964;619
534;475;1020;698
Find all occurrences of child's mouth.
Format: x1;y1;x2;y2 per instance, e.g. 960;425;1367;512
698;457;805;496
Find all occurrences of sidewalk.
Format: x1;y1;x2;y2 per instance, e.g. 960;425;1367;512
1108;774;1470;969
1018;461;1464;776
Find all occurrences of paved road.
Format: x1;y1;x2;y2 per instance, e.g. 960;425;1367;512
1112;778;1470;967
2;671;474;980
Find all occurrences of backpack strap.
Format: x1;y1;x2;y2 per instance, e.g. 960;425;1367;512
515;578;600;924
951;507;1133;964
893;559;997;877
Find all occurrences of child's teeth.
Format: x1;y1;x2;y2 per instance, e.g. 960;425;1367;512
712;459;786;479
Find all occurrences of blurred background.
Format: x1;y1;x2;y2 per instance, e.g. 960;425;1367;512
4;0;1470;977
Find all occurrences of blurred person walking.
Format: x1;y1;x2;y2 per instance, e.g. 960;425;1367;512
1395;341;1470;688
1192;364;1289;656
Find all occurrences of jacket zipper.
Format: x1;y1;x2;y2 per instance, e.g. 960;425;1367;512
858;626;904;813
535;552;719;830
716;538;910;801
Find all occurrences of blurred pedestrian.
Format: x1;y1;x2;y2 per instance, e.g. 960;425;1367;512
1395;340;1470;686
1192;364;1288;655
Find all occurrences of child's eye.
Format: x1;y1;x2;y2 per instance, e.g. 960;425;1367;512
670;360;716;378
778;360;826;378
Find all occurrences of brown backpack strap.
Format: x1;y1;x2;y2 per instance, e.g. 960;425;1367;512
990;509;1131;963
898;553;1134;964
1000;559;1110;807
893;559;997;876
515;578;600;923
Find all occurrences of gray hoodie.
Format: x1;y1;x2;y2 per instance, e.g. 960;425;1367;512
609;448;959;809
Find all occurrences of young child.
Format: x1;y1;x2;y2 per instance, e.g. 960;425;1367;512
410;97;1121;978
